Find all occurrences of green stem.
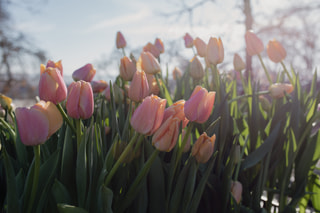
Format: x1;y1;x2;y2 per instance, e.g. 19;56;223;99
233;135;249;181
0;117;16;139
26;145;41;213
228;90;270;104
104;133;141;186
56;103;76;133
122;47;126;57
280;61;293;85
257;54;273;85
75;119;82;149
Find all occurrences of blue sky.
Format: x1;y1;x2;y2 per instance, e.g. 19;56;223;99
8;0;293;82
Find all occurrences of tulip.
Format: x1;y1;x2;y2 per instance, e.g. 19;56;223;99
189;56;204;80
193;37;207;57
72;63;96;82
191;132;216;163
130;95;166;135
147;74;160;95
137;51;161;75
206;37;224;66
154;38;164;53
15;101;63;146
259;95;271;112
0;106;5;117
120;56;136;81
172;67;182;80
91;80;108;93
66;80;94;119
233;53;246;72
143;42;161;58
152;116;180;152
163;100;189;128
128;70;149;102
231;181;243;204
184;86;216;123
267;39;287;63
0;93;12;111
183;33;194;48
268;83;294;99
116;31;127;49
45;60;63;76
245;30;264;56
39;67;67;104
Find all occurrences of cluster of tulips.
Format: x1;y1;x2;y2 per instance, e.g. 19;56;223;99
0;29;320;213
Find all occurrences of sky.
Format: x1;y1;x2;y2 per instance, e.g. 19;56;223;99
8;0;294;83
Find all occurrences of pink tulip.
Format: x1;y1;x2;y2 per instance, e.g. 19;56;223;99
152;116;180;152
233;53;246;72
231;181;243;204
245;30;264;56
130;95;166;135
66;80;94;119
143;42;161;58
15;101;63;146
128;70;149;102
172;67;182;80
206;37;224;65
154;38;164;53
183;33;194;48
184;86;216;123
194;37;207;58
268;83;293;99
189;56;204;80
191;132;216;163
39;67;67;104
267;39;287;63
119;56;136;81
91;80;108;93
45;60;63;76
72;63;96;82
137;51;161;75
163;100;189;128
116;31;127;49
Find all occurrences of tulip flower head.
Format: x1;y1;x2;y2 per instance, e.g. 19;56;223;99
116;31;127;49
193;37;207;58
268;83;294;99
128;70;149;102
66;80;94;119
45;60;63;76
206;37;224;65
233;53;246;72
72;63;96;82
184;86;216;123
163;100;189;128
183;33;194;48
231;181;243;204
189;56;204;80
172;67;182;80
0;93;12;111
39;66;67;104
120;56;136;81
15;101;63;146
192;132;216;163
267;39;287;63
137;51;161;75
91;80;108;93
143;42;161;58
245;30;264;56
154;38;165;54
130;95;166;135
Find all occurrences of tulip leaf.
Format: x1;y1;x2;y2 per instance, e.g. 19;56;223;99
57;204;88;213
76;131;87;207
52;179;72;204
97;185;113;213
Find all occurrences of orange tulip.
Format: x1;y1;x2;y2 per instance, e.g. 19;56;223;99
39;66;67;104
184;86;216;123
66;80;94;119
143;42;161;58
130;95;166;135
15;101;63;146
206;37;224;65
72;63;96;82
120;56;136;81
194;37;207;57
267;39;286;63
137;51;161;75
183;33;194;48
245;30;264;56
191;132;216;163
233;53;246;72
163;100;189;128
128;70;149;102
268;83;293;99
116;31;127;49
189;56;204;80
152;116;180;152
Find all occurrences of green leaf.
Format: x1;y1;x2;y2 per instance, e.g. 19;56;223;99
310;174;320;211
97;185;113;213
57;204;89;213
52;179;72;205
76;131;87;207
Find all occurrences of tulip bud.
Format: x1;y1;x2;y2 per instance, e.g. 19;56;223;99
72;63;96;82
143;42;161;58
193;37;207;57
231;181;243;204
233;53;246;72
184;86;216;123
130;95;166;135
206;37;224;65
189;56;204;80
245;30;264;56
183;33;194;48
154;38;165;53
66;80;94;119
268;83;294;99
137;52;161;75
267;39;286;63
152;116;180;152
120;56;136;81
128;70;149;102
91;80;108;93
0;93;12;111
116;31;126;49
45;60;63;76
172;67;182;80
15;101;63;146
191;132;216;163
39;67;67;104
